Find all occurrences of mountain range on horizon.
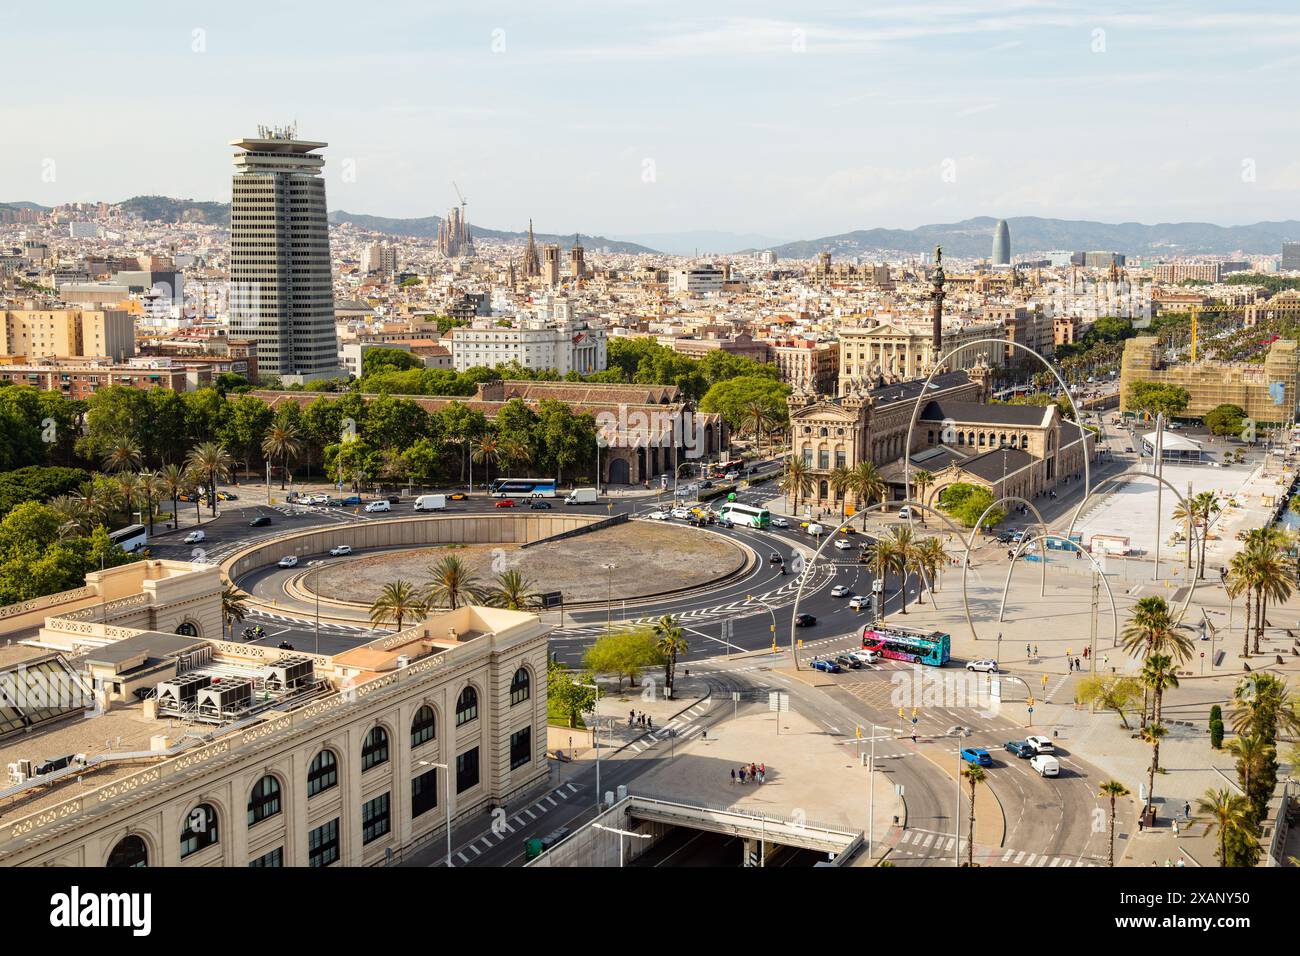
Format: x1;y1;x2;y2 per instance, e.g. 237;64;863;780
4;198;1299;259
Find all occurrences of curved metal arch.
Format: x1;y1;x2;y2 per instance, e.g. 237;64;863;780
957;495;1052;638
900;337;1093;522
1061;466;1202;625
998;530;1121;647
788;498;973;669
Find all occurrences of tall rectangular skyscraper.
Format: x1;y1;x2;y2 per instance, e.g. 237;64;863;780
228;128;341;382
1282;241;1300;272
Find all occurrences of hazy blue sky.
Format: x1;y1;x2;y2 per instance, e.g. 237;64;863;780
5;1;1298;238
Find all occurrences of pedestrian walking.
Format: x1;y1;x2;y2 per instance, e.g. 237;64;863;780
1184;801;1191;820
647;716;653;731
738;767;746;784
1026;644;1031;657
1173;818;1180;837
759;763;766;783
1175;857;1186;867
1075;657;1081;671
730;768;736;785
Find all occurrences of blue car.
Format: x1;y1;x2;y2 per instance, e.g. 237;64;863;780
1004;740;1034;759
960;747;992;767
342;495;362;506
810;657;842;674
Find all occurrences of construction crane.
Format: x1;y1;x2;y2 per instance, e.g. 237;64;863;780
451;181;467;218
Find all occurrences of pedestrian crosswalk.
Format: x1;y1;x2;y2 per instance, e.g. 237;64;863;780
453;782;581;865
891;827;1099;867
624;701;714;754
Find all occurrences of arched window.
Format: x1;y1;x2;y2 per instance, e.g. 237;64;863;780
362;726;390;771
1021;433;1029;448
180;803;219;858
107;834;148;868
818;479;829;499
999;434;1007;446
509;668;531;706
957;432;965;446
247;775;281;826
411;705;437;747
818;426;828;437
307;749;338;797
175;621;198;637
456;687;479;727
978;433;986;446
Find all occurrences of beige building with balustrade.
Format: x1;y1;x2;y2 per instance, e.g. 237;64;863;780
0;560;548;868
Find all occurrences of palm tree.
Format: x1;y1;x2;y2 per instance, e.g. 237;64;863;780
741;402;775;457
369;579;425;631
910;469;933;525
261;423;304;490
221;583;248;641
1231;672;1299;742
159;462;188;527
915;536;947;601
1140;654;1180;725
828;466;853;520
102;437;142;474
1121;597;1188;725
111;472;141;527
1192;491;1221;578
489;568;538;611
847;461;886;515
885;526;917;613
863;538;896;623
48;494;90;538
424;554;486;610
962;763;986;866
1097;780;1130;867
779;457;813;515
1139;722;1167;824
186;441;233;516
498;438;530;480
471;436;501;487
137;469;165;535
1225;549;1255;659
1226;734;1274;799
1196;788;1253;866
652;615;689;696
1246;537;1292;654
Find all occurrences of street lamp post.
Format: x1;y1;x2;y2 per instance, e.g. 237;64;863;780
602;564;616;636
306;560;325;655
592;823;651;867
417;759;452;867
577;682;603;808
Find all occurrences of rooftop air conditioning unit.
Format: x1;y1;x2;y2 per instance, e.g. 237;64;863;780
196;679;253;717
155;673;211;708
396;655;410;669
264;655;314;690
7;760;31;784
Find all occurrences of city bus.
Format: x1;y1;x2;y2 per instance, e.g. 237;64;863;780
861;624;951;666
717;502;770;529
489;478;558;498
109;524;148;553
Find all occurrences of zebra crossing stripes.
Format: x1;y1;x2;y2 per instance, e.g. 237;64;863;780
452;782;580;866
895;829;1100;867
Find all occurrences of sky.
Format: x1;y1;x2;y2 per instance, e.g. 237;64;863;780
4;1;1300;240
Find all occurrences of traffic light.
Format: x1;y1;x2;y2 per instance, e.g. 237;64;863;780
911;707;918;719
1027;696;1035;708
898;707;905;720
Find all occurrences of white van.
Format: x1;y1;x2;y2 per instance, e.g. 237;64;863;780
807;523;825;536
1030;754;1060;777
897;505;912;520
414;494;446;512
565;487;598;505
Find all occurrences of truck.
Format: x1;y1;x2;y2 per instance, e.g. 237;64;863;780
564;487;598;505
414;494;447;512
1046;532;1083;552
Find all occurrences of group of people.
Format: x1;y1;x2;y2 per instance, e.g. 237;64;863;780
628;710;654;731
731;762;766;784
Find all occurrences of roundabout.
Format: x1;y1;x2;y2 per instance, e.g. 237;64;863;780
224;513;754;624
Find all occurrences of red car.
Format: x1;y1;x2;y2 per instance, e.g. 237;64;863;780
495;499;516;508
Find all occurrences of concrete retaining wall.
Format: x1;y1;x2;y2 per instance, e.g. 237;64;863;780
223;514;606;582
